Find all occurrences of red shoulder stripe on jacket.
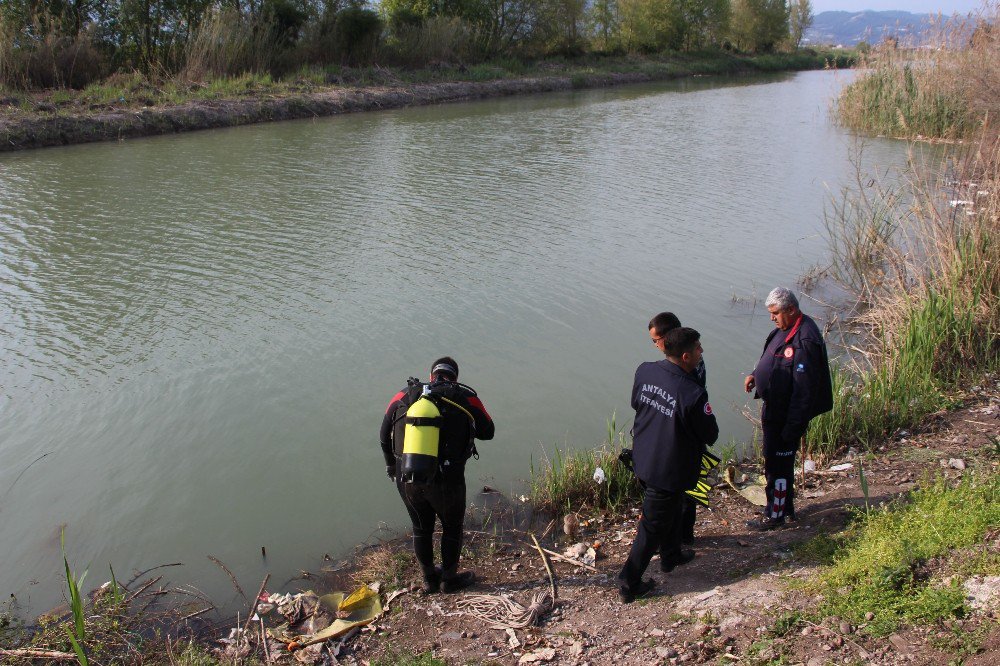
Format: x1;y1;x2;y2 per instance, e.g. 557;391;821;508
466;396;492;421
385;390;406;414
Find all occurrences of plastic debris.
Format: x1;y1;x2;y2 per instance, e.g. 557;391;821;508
593;467;606;484
829;463;854;472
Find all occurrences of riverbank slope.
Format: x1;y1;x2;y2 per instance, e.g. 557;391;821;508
0;51;847;152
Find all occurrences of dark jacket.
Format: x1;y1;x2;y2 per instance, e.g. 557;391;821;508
752;313;833;443
379;379;494;473
631;360;719;492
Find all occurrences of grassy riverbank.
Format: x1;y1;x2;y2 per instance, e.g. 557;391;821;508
0;49;850;151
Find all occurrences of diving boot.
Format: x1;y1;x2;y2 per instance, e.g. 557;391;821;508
619;578;655;604
441;570;476;593
421;567;441;594
660;549;696;572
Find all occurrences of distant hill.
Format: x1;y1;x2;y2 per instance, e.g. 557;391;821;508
804;10;935;47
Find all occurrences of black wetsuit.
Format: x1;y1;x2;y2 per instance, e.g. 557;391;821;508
380;380;494;580
619;360;719;590
751;314;833;521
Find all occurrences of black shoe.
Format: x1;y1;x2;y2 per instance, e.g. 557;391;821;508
748;516;786;531
421;567;441;594
619;578;655;604
660;549;696;572
441;570;476;593
681;535;695;546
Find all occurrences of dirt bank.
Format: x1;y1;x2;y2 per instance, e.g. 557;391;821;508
0;71;678;153
299;389;999;665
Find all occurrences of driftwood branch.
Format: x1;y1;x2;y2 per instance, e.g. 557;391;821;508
207;555;248;604
241;574;271;635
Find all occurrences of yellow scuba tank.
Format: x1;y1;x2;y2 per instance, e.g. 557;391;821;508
400;386;443;484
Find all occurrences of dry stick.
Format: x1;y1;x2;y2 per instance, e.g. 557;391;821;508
174;606;213;624
126;575;162;603
529;544;599;573
260;615;271;664
166;635;178;666
124;563;183;588
207;555;248;604
538;518;556;541
0;648;76;660
242;573;271;635
530;534;557;601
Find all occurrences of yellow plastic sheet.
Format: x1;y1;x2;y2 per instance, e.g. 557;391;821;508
290;586;382;648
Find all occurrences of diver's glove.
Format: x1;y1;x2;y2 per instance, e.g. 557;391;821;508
618;448;634;472
386;464;396;480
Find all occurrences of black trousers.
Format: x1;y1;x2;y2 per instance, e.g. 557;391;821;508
396;478;466;578
618;485;683;589
679;495;697;543
762;405;797;520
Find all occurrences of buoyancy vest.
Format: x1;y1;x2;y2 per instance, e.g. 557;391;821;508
391;379;478;483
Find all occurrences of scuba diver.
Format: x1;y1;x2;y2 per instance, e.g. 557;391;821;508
379;357;495;593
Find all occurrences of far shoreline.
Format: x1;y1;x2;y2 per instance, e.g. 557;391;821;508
0;51;851;153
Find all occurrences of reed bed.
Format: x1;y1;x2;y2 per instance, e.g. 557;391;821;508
836;2;998;140
808;132;1000;453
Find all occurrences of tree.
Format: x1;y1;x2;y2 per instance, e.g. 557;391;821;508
788;0;811;49
728;0;788;53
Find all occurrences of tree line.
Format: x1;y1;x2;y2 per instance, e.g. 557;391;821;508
0;0;814;89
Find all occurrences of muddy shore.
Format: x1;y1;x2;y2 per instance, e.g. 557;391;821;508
0;68;776;153
305;390;1000;665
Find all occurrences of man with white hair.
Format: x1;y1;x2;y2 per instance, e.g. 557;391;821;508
744;288;832;530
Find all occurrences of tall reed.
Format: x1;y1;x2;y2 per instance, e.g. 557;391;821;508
836;3;998;140
809;134;1000;453
182;9;279;81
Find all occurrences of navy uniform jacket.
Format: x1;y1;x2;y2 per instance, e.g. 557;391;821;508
752;313;833;444
631;360;719;492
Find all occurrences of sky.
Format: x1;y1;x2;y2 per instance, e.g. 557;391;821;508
811;1;986;13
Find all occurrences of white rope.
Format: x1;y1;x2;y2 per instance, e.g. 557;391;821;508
456;590;554;630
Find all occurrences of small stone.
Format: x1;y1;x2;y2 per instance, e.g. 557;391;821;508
807;658;825;666
693;622;710;636
865;612;875;621
441;631;463;641
655;647;678;659
833;636;844;647
512;563;521;571
568;641;584;656
822;644;833;651
801;626;813;636
839;621;852;634
948;458;966;470
649;628;665;637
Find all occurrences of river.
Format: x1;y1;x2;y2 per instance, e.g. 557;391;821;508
0;69;906;615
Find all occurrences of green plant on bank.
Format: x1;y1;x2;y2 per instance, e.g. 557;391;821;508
61;529;89;666
528;412;641;513
810;473;1000;637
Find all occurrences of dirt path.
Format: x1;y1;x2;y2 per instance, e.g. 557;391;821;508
336;390;999;665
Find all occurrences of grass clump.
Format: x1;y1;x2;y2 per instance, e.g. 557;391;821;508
812;473;1000;636
529;414;641;513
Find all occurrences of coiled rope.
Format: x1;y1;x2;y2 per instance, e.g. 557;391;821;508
456;535;557;631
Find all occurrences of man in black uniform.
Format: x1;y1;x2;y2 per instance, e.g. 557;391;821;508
380;357;495;592
619;328;719;603
744;288;832;530
649;312;706;546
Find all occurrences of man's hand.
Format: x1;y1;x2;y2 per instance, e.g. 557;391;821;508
386;464;396;480
744;375;755;393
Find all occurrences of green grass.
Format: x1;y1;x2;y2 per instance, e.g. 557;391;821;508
528;413;642;513
810;473;1000;637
